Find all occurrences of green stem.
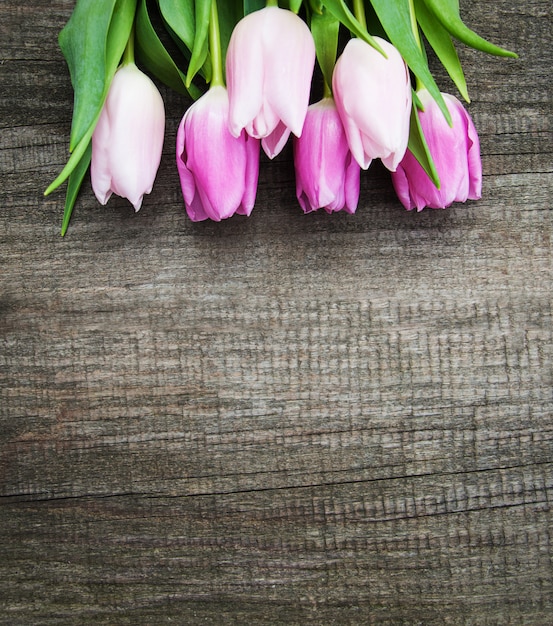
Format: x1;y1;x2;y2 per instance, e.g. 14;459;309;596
122;25;135;65
266;0;278;6
352;0;367;30
209;0;224;86
323;80;332;99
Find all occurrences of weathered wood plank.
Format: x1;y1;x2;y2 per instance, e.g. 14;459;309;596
2;470;552;623
1;0;552;623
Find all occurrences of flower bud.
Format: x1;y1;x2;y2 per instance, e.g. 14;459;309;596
176;86;260;222
332;37;411;171
91;63;165;211
293;98;360;214
391;89;482;210
225;6;315;158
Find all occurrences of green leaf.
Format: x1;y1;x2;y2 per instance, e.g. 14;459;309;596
59;0;136;152
45;113;99;196
282;0;303;12
60;141;92;236
321;0;385;54
243;1;302;19
45;0;136;196
369;0;451;125
310;8;339;91
186;0;211;87
135;0;201;98
158;0;212;84
407;95;440;188
243;0;265;14
421;0;517;57
414;0;469;102
412;89;424;110
363;3;388;40
217;1;244;63
158;0;196;50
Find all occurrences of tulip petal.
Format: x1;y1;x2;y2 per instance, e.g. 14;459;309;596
176;86;259;221
188;89;249;219
238;134;261;215
247;100;280;140
226;11;265;138
176;114;207;221
293;98;359;214
339;113;372;170
91;63;165;211
261;123;291;160
391;163;415;210
333;38;411;170
186;191;210;222
465;108;482;200
226;7;315;157
107;67;164;210
343;152;361;214
391;89;483;211
262;8;315;138
90;105;113;206
90;119;113;205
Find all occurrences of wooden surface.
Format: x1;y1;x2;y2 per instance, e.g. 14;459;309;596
1;1;552;624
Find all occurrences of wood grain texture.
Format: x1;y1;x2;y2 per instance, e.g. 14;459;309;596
1;1;552;624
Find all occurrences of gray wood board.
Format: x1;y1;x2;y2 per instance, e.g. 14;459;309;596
1;1;552;623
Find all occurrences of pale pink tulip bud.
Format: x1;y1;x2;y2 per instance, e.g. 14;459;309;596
293;98;360;214
225;6;315;159
391;89;482;210
176;86;260;222
332;37;412;171
91;63;165;211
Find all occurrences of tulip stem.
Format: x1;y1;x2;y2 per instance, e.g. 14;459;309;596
353;0;367;31
209;0;224;86
122;25;135;66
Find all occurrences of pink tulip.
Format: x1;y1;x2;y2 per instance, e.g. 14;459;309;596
225;6;315;158
176;85;260;222
91;63;165;211
391;89;482;210
332;37;412;171
293;98;360;214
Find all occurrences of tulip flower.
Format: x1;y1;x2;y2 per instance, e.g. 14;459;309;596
391;89;482;210
176;85;260;222
225;6;315;159
293;98;360;214
332;37;412;171
91;63;165;211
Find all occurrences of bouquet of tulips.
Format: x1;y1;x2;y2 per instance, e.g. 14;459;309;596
45;0;516;234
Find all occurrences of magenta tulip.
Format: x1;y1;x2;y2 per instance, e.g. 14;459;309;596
225;6;315;158
391;89;482;210
91;63;165;211
332;37;412;171
176;86;260;222
293;98;360;214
